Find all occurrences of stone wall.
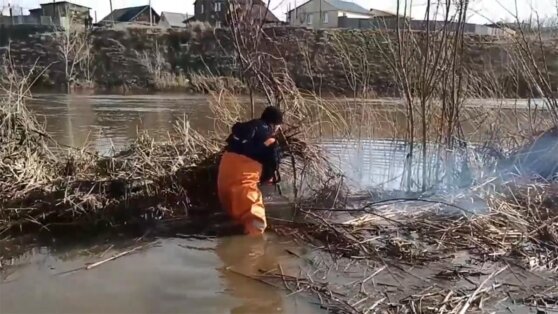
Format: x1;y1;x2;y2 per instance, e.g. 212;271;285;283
0;25;56;47
1;25;554;96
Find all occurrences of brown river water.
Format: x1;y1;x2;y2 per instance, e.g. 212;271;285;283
0;94;543;313
1;236;321;314
23;93;415;189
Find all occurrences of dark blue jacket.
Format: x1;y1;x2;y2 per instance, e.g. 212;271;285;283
225;119;281;182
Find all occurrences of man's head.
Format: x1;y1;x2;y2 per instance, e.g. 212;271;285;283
260;106;283;131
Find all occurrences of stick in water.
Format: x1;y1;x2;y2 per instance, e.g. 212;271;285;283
457;265;509;314
86;246;143;270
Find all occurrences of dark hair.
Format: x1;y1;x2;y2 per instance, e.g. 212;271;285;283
260;106;283;125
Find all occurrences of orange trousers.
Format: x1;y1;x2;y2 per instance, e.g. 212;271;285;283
217;152;267;236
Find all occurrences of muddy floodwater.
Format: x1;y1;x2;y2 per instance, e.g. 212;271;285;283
24;93;424;189
0;93;543;313
1;236;322;314
1;93;364;314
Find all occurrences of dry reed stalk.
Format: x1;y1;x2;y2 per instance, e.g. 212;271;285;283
0;57;226;234
270;177;558;278
0;115;221;235
189;73;247;94
0;58;59;200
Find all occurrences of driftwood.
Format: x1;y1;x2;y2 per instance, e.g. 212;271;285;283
86;245;145;270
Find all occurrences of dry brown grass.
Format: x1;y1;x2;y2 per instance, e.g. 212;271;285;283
189;73;247;94
0;55;224;234
0;60;58;199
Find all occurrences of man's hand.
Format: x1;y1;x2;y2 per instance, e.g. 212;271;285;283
264;137;276;147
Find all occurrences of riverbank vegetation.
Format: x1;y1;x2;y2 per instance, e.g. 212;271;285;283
6;10;558;96
2;0;558;312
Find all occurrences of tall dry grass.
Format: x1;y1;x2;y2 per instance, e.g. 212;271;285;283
0;55;345;235
320;1;558;191
0;55;222;234
137;49;190;90
0;55;59;198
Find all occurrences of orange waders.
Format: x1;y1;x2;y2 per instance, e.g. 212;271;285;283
217;152;267;236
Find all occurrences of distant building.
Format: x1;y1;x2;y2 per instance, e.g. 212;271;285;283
32;1;91;28
287;0;394;29
0;1;91;27
99;5;160;26
486;22;529;32
190;0;279;27
485;22;522;36
346;16;513;36
159;12;188;28
0;5;30;25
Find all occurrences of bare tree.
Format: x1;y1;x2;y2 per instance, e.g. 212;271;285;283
371;0;474;191
507;4;558;124
227;0;295;116
55;15;91;91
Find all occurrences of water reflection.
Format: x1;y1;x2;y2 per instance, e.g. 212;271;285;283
28;94;215;154
216;235;284;314
322;138;408;190
27;93;483;192
1;237;320;314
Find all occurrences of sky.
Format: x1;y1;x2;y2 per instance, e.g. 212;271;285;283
1;0;557;24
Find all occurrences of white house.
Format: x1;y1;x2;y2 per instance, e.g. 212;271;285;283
159;11;188;28
287;0;394;29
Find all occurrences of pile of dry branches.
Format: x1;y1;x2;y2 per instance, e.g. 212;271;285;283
0;80;58;199
0;83;344;237
272;178;558;274
265;181;558;313
0;114;214;235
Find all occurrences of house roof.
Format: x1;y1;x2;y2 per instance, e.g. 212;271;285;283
183;15;196;23
288;0;370;15
369;8;396;16
40;1;91;9
248;4;280;22
325;0;369;14
233;0;280;22
161;12;188;27
100;5;159;23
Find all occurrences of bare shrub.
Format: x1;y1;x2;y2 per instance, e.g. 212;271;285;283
186;21;215;39
189;73;247;94
54;19;93;91
137;48;189;90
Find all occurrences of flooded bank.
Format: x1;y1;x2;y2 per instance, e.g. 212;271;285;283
1;93;324;314
1;236;323;314
2;93;556;313
26;93;483;191
27;93;547;152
